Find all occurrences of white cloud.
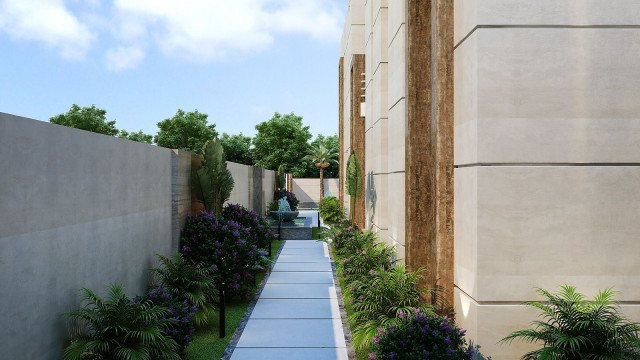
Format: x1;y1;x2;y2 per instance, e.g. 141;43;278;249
0;0;95;59
105;45;144;71
112;0;343;62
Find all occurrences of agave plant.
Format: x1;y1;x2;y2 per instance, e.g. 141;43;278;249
350;266;432;350
501;285;640;360
149;253;217;327
63;283;179;360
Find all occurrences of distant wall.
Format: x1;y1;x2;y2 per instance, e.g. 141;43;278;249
0;112;275;359
292;178;339;207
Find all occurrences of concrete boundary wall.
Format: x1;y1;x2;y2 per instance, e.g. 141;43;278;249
0;112;275;359
291;178;339;207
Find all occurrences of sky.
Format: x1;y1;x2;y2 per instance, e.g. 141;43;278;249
0;0;347;138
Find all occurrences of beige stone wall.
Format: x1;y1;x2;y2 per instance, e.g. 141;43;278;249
291;178;340;205
454;1;640;359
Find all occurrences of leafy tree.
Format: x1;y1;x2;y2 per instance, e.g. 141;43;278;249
118;129;153;144
191;138;234;215
346;151;363;226
252;112;312;175
501;285;640;360
304;143;338;200
154;109;218;153
50;104;119;136
220;132;253;165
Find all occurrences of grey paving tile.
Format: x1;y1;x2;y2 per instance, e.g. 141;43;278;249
235;319;347;348
272;262;332;272
250;298;341;319
284;240;325;248
266;271;334;284
230;347;348;360
259;283;337;299
280;247;326;255
276;254;330;263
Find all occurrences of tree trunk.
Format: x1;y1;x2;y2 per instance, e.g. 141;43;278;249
319;167;324;201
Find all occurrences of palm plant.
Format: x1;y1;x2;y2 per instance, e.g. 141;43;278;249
192;137;234;215
149;253;217;327
63;283;179;360
501;285;640;360
304;144;338;201
345;151;363;227
350;266;432;350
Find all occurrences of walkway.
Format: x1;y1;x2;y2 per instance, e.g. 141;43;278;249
230;239;348;360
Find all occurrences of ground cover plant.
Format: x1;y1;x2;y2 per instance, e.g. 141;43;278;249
501;285;640;360
63;283;179;360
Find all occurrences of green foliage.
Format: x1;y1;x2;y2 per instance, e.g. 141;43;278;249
319;196;344;222
350;266;432;350
154;109;218;153
339;242;395;285
298;134;340;178
149;253;217;327
63;283;179;360
346;151;363;224
118;129;153;144
50;104;119;136
267;200;279;212
371;309;475;360
501;285;640;360
252;112;312;175
192;138;234;215
220;132;253;165
276;164;286;189
273;189;299;211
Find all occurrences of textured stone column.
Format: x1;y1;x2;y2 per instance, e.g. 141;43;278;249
252;166;263;213
350;54;366;229
406;0;454;305
339;57;345;208
171;150;192;252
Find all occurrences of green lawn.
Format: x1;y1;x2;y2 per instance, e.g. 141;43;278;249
184;239;282;360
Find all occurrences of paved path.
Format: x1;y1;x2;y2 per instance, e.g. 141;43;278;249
230;240;348;360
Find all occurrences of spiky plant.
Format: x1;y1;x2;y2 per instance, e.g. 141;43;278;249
350;266;432;350
192;138;234;215
149;253;217;327
501;285;640;360
345;150;363;227
63;283;179;360
304;144;338;201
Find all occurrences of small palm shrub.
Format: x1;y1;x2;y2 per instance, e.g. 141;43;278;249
501;285;640;360
319;196;344;222
335;229;376;257
149;253;217;327
180;211;269;300
350;266;432;349
135;286;197;354
64;283;179;360
222;203;277;250
339;242;395;285
369;308;475;360
274;189;299;211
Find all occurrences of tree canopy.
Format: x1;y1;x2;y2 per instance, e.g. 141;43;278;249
220;132;253;165
50;104;119;136
299;134;339;178
252;112;312;176
154;109;217;153
118;129;153;144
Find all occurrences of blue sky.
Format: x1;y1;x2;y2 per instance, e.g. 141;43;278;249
0;0;347;138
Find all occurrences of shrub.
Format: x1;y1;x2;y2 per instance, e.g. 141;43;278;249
222;203;277;249
339;242;395;285
335;229;376;257
319;196;344;222
501;285;640;360
149;253;217;327
180;211;270;300
191;138;234;215
135;286;197;354
350;266;432;349
274;189;299;211
268;200;279;212
370;308;475;360
63;283;179;360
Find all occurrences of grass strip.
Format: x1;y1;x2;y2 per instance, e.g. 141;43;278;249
184;239;282;360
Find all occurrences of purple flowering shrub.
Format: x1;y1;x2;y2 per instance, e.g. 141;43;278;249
180;211;269;299
135;286;197;354
273;189;299;211
369;309;474;360
222;203;278;249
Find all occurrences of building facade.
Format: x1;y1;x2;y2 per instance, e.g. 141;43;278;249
339;1;640;359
